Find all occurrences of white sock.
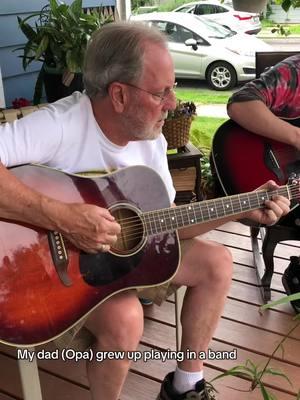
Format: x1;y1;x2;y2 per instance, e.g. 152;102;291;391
172;366;204;394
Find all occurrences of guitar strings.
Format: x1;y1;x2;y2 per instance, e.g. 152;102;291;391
117;200;285;242
114;186;299;242
116;186;298;232
116;185;297;228
119;200;299;243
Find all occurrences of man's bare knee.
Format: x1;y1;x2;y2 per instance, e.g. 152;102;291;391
205;243;233;284
86;291;144;351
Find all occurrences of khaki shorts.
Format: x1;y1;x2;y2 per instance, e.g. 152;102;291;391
54;239;191;351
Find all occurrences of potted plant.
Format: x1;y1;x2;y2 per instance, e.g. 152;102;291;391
15;0;113;104
162;100;197;149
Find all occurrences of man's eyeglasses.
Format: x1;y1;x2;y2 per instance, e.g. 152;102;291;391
122;82;177;104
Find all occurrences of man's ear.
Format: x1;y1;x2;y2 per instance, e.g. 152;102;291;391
108;82;128;113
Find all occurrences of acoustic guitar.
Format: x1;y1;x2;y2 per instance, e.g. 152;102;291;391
0;164;297;347
211;118;300;195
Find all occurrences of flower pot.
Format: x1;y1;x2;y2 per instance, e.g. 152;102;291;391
232;0;268;13
162;116;192;149
43;66;83;103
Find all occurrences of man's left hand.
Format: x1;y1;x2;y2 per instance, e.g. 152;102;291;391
245;180;290;226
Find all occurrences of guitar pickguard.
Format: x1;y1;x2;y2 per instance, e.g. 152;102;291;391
264;143;284;181
79;250;143;286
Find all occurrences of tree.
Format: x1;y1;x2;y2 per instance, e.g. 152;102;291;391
276;0;300;12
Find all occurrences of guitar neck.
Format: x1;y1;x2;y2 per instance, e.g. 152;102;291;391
142;186;291;235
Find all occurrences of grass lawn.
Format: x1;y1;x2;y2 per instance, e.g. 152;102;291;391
261;19;300;35
175;87;232;105
190;116;228;151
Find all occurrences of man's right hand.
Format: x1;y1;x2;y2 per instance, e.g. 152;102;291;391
50;202;121;254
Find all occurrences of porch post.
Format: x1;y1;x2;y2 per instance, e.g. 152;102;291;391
116;0;131;20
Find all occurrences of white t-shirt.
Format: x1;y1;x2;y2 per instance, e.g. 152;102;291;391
0;92;176;203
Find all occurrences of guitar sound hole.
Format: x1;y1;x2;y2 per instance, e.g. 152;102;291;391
109;204;146;255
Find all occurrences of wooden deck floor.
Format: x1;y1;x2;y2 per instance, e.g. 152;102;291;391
0;221;299;399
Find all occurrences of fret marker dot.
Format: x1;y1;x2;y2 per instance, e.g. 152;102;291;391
172;217;175;220
161;219;164;223
191;219;194;223
243;201;247;204
210;208;214;212
226;204;229;208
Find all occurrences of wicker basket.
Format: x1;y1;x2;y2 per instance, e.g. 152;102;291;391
162;115;192;149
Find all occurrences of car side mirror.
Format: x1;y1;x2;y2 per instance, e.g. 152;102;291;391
185;38;198;51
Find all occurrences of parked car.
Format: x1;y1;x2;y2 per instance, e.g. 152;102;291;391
130;12;271;90
173;0;261;34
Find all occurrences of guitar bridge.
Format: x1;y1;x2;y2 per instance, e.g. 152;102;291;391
48;231;72;287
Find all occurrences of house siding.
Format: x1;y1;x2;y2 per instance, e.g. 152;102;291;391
0;0;115;107
269;3;300;23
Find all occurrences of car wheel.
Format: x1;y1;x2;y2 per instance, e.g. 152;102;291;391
206;62;237;91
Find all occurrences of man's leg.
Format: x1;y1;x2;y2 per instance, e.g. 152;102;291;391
85;290;144;400
173;238;233;372
158;238;233;399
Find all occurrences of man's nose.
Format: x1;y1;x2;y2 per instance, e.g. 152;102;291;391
163;90;177;111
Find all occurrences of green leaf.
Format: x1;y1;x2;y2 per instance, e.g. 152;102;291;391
33;67;45;105
260;292;300;311
22;42;37;69
70;0;83;18
210;364;254;383
281;0;292;12
49;0;59;16
18;19;38;42
259;382;274;400
264;368;292;386
35;35;49;60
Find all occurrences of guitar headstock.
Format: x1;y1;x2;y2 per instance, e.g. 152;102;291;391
287;173;300;202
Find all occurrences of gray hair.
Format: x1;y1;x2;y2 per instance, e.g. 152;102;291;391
83;21;168;99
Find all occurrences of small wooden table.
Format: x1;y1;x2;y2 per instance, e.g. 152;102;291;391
167;143;202;204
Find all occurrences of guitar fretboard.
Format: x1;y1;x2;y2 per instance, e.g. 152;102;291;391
142;186;290;235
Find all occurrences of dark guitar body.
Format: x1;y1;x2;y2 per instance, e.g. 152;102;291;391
0;165;179;347
211;119;300;195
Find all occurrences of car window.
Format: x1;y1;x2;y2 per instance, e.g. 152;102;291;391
175;5;195;12
175;24;202;43
151;20;202;43
151;21;176;40
194;16;236;38
214;5;229;13
194;4;217;15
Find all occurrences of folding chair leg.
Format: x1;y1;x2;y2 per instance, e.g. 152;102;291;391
175;287;186;351
18;348;42;400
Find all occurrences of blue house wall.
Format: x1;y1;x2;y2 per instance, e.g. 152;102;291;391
0;0;115;107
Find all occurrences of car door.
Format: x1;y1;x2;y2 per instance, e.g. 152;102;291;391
150;20;208;78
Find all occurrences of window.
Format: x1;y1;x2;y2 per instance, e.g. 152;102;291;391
151;21;201;44
175;5;195;12
194;4;217;15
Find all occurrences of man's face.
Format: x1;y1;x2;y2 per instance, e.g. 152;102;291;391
123;43;176;141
